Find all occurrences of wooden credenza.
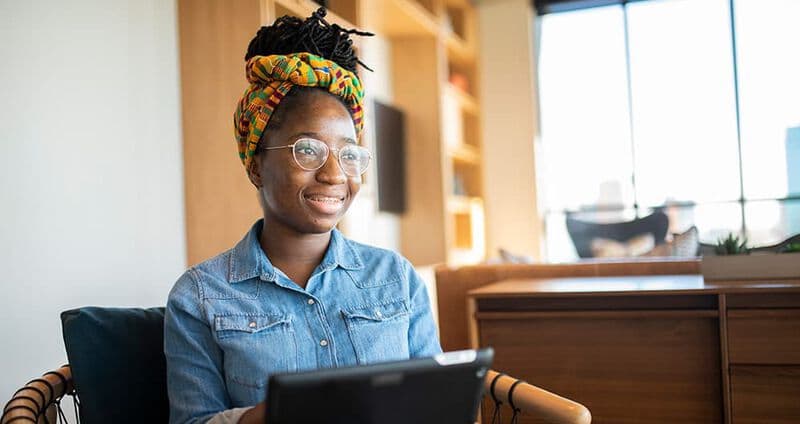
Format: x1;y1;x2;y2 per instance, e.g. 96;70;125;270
466;276;800;424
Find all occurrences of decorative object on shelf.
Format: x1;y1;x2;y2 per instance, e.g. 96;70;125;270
714;232;750;255
781;242;800;253
701;233;800;281
449;72;470;93
453;174;466;196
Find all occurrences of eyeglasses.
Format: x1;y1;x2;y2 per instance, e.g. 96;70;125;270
261;138;371;177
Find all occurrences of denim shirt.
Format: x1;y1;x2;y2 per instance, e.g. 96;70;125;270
164;220;442;424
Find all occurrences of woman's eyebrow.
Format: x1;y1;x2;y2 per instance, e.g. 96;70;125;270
291;131;320;139
290;132;356;144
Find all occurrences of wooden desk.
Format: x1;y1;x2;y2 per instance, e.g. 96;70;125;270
467;275;800;424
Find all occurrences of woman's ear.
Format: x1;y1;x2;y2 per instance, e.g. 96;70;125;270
247;155;263;188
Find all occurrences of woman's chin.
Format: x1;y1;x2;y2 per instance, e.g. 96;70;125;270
298;216;343;234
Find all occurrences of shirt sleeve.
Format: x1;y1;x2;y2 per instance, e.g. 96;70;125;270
165;270;242;424
404;259;444;357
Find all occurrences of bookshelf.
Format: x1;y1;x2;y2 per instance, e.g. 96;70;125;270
361;0;485;265
179;0;486;266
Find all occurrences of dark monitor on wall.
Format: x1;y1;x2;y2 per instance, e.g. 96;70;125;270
373;100;406;213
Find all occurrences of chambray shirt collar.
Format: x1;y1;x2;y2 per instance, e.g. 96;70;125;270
227;219;364;284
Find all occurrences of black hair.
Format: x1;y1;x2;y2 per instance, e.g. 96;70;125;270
246;7;372;149
245;7;373;73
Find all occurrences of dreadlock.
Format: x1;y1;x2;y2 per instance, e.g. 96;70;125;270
245;7;373;72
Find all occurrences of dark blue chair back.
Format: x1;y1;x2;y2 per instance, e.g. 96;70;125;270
61;307;169;424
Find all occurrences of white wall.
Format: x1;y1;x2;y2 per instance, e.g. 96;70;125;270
0;0;186;401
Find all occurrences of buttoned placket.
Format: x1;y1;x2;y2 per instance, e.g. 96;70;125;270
304;292;337;368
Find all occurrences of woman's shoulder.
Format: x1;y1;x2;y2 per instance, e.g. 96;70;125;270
167;248;237;302
184;248;236;283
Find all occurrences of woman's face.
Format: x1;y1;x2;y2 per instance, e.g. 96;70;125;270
251;90;361;235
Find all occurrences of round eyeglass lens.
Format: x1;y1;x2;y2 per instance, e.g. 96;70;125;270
339;145;371;176
292;139;328;170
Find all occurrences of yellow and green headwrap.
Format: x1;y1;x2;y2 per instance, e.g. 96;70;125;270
234;52;365;176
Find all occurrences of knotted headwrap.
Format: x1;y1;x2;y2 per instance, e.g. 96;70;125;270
234;52;365;176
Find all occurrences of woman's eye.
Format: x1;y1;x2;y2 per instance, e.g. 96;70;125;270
296;141;321;156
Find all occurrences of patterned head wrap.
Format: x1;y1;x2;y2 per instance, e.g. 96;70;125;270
234;52;365;175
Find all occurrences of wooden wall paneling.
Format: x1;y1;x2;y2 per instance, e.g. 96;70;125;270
730;366;800;424
260;0;276;23
478;313;723;424
178;0;263;265
392;37;448;266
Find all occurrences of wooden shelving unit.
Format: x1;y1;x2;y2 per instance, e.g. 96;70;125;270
267;0;487;266
440;2;484;265
179;0;486;266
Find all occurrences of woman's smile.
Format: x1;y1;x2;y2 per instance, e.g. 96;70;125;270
302;192;346;215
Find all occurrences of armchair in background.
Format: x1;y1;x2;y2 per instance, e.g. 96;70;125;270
566;211;670;258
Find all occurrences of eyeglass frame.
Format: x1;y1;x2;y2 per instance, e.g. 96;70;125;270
259;137;372;177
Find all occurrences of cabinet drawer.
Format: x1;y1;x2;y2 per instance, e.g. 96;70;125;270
731;366;800;424
728;309;800;364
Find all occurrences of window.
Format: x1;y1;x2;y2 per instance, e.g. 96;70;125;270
537;0;800;261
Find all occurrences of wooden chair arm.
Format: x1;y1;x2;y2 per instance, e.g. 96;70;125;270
485;370;591;424
2;365;74;424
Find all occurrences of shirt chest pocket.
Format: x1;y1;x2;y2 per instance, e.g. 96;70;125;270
214;314;298;406
341;300;411;365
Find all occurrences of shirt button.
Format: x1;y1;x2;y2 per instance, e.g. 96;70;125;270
307;299;315;305
248;321;256;328
319;339;328;347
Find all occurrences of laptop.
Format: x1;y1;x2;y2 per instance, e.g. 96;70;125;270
266;348;494;424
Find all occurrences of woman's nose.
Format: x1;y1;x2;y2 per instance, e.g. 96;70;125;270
315;150;347;184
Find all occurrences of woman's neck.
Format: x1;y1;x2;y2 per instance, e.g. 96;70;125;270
258;220;332;288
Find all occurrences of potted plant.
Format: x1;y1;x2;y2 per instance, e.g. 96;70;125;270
701;233;800;281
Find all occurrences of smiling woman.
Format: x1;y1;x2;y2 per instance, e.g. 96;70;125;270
164;8;442;424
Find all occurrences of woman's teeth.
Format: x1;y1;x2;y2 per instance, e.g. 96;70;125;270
306;195;342;203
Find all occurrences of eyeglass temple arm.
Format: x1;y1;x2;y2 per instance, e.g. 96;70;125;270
261;145;295;151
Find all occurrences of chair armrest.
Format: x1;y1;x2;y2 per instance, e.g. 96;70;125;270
485;370;591;424
2;365;74;424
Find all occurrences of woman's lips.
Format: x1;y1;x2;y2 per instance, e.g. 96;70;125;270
303;194;345;215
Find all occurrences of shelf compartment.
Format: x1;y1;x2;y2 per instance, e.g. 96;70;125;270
452;161;482;197
442;85;480;155
447;196;485;264
272;0;357;27
449;143;480;165
446;84;479;116
447;57;478;98
361;0;439;37
445;32;475;65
